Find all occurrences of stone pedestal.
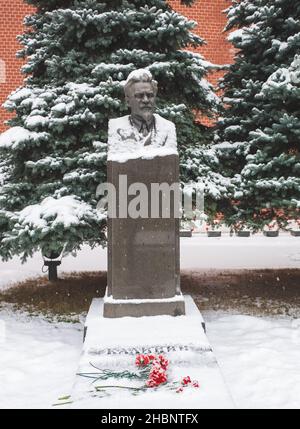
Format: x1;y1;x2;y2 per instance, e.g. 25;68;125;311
64;296;235;409
104;154;185;317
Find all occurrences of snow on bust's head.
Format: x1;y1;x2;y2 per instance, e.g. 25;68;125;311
123;68;158;96
125;68;152;83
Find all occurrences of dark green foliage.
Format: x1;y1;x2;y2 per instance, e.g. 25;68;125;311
216;0;300;228
0;0;218;260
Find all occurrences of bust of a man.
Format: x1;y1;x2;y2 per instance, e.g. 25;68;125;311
107;69;177;160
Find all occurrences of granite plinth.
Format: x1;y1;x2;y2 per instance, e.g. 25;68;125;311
105;154;184;317
103;295;185;318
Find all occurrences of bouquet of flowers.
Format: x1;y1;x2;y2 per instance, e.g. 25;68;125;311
78;353;200;395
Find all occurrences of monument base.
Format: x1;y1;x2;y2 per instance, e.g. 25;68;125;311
60;296;235;409
103;291;185;318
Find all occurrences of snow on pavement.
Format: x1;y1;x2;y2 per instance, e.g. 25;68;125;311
0;307;83;409
181;233;300;270
0;308;299;409
0;245;107;291
204;312;300;409
1;233;299;290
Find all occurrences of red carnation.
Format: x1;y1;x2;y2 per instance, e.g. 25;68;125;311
148;354;156;361
181;376;191;385
135;354;151;367
146;364;167;388
157;354;169;371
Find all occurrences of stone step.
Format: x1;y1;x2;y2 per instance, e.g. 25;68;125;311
64;296;235;409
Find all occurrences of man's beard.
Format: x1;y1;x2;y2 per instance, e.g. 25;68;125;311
139;107;154;121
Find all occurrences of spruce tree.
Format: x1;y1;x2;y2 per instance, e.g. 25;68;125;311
0;0;219;260
216;0;300;229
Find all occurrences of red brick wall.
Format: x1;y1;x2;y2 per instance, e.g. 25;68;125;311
170;1;233;73
0;0;35;131
0;0;233;132
170;0;234;125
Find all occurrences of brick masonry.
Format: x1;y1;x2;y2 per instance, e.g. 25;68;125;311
0;0;233;132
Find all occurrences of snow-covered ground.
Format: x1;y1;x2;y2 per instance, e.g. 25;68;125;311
0;233;299;290
0;307;299;409
0;307;83;408
205;312;300;409
0;234;299;408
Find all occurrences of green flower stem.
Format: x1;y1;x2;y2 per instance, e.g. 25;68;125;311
95;385;145;391
52;401;73;406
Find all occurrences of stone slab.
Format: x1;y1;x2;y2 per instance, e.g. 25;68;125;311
103;295;185;318
107;154;180;302
66;296;235;409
